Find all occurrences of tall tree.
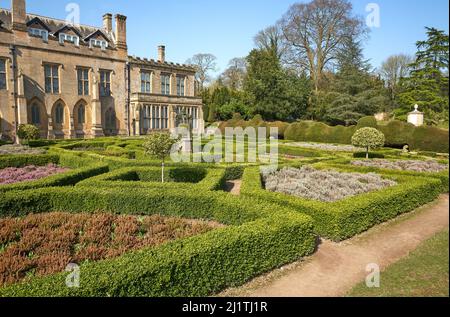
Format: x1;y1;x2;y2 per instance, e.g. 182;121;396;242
254;25;287;61
185;53;218;91
220;58;247;90
379;54;413;102
397;27;449;124
280;0;367;93
312;38;389;125
244;48;310;121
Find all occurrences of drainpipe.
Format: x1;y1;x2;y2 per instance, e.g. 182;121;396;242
125;62;131;136
9;45;19;144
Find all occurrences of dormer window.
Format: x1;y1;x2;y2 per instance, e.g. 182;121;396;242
90;39;108;50
59;33;79;46
28;28;49;42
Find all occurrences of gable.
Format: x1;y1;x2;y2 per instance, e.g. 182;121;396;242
53;25;82;37
26;17;51;31
84;30;110;43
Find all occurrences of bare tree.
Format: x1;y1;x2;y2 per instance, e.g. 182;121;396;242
185;53;218;90
254;25;288;60
280;0;367;93
379;54;413;99
220;57;247;90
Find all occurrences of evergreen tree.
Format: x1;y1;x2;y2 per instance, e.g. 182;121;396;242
312;38;389;125
244;48;310;121
397;27;449;124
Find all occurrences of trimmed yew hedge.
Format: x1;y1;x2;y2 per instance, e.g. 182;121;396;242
284;120;449;153
0;154;59;169
0;187;316;297
0;163;109;193
241;165;442;241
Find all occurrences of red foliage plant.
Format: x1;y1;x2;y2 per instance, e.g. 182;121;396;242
0;212;221;287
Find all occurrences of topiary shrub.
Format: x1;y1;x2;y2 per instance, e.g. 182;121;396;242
357;116;378;129
17;124;40;144
268;121;290;139
378;120;415;148
408;126;449;153
352;128;386;159
285;121;315;142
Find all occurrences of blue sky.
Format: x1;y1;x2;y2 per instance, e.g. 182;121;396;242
2;0;448;76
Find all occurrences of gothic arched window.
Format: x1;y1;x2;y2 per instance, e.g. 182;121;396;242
55;103;64;124
31;103;40;125
78;104;86;124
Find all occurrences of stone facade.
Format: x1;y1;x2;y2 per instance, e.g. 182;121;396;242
0;0;203;141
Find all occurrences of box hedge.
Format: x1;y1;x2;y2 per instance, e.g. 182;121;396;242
0;154;59;169
284;120;449;153
0;163;109;193
0;186;316;297
76;166;227;191
240;165;442;241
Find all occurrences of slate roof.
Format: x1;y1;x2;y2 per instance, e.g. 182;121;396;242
0;8;115;45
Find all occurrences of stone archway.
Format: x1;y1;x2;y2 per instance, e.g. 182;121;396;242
27;98;48;138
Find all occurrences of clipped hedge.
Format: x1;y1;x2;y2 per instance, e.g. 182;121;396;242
0;185;316;297
378;120;416;148
353;152;385;159
0;163;109;193
409;126;449;154
284;120;449;153
241;165;442;241
0;208;315;297
285;121;356;145
0;154;59;169
76;166;226;191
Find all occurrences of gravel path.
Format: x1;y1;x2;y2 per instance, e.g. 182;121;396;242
220;194;449;297
224;180;242;196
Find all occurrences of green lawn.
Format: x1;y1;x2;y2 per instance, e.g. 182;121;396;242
348;230;449;297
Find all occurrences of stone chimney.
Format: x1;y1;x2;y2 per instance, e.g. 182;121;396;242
114;14;127;49
158;45;166;63
103;13;112;33
11;0;27;31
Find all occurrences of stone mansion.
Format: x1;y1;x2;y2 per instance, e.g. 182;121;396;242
0;0;204;140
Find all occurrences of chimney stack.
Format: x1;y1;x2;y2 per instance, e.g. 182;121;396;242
103;13;112;33
114;14;127;50
158;45;166;63
11;0;27;31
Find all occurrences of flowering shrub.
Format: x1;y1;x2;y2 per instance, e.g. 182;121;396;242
0;145;46;156
351;159;449;173
0;164;68;185
263;166;397;202
0;212;221;287
285;142;363;152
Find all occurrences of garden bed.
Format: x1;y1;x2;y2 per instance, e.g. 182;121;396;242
0;164;69;186
263;166;396;202
285;142;363;152
0;145;46;156
351;159;449;173
76;166;227;191
0;212;221;287
0;186;316;297
241;165;442;241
